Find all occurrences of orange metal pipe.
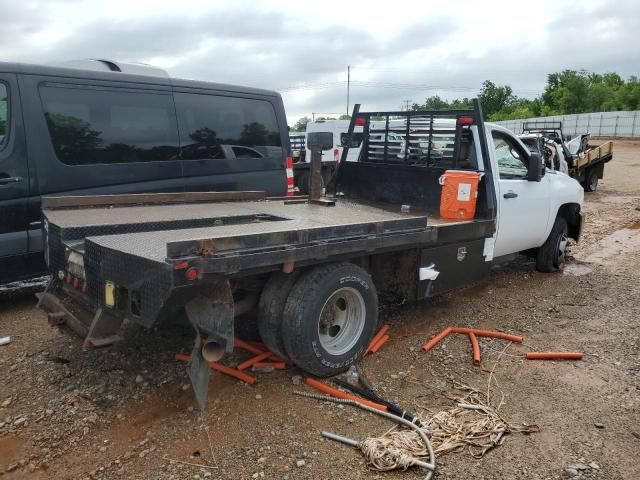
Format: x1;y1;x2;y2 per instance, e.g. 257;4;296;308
468;332;481;365
451;327;523;344
175;353;257;384
305;377;387;411
526;352;583;360
421;326;453;352
237;351;273;371
370;334;390;353
366;325;389;354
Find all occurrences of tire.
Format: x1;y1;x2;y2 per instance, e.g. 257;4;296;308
281;263;378;377
584;170;599;192
257;271;302;360
536;217;569;273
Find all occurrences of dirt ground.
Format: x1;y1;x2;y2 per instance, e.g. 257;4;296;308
1;140;639;480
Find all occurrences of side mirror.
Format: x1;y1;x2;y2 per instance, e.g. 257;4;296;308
527;151;543;182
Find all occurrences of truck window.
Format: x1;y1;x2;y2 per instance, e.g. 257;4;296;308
492;132;528;179
307;132;333;151
175;93;282;160
40;85;180;165
0;83;7;146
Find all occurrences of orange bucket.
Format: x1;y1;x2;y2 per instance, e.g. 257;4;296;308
438;170;483;220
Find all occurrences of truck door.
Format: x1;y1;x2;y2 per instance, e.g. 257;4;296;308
0;74;30;273
491;129;551;257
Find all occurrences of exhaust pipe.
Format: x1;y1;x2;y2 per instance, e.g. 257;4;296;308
201;340;225;362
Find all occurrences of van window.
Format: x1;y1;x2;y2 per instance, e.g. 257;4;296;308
40;85;180;165
307;132;333;151
339;132;363;148
0;83;7;146
175;93;282;160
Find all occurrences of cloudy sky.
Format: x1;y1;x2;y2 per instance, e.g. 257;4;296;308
2;0;639;123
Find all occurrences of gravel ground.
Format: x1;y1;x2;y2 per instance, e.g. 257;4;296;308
1;140;639;480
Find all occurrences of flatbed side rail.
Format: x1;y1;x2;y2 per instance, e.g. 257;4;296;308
42;191;266;210
573;140;614;169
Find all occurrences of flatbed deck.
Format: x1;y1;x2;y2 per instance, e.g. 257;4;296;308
46;198;490;263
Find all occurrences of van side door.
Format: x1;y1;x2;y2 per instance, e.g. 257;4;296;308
491;128;552;257
0;73;30;279
174;91;287;196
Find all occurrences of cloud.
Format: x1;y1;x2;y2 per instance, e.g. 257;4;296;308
0;0;638;121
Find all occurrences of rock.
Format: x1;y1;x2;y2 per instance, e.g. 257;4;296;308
135;375;144;384
291;375;303;385
594;422;605;428
589;462;600;470
257;457;266;463
632;431;640;440
296;459;305;468
562;467;578;477
13;416;27;426
252;473;259;479
1;398;11;408
255;394;262;400
99;446;107;453
6;463;19;472
572;463;590;471
182;384;191;391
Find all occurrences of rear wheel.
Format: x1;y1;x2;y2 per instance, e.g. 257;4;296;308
536;217;568;272
281;263;378;377
257;271;302;360
584;170;599;192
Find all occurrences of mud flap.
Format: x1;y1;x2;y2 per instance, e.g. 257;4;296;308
184;281;234;410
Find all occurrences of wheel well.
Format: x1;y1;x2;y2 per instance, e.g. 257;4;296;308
557;203;581;241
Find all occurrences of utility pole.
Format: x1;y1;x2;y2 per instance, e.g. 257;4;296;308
346;65;350;117
404;99;410;111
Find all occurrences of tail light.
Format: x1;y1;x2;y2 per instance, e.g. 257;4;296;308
354;117;366;126
285;156;295;197
457;115;474;126
333;148;339;163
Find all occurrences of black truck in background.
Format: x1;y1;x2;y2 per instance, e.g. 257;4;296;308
0;60;290;285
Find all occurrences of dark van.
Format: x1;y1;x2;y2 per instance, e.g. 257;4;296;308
0;60;290;284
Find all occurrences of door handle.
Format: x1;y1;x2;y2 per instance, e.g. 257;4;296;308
503;191;518;199
0;176;23;185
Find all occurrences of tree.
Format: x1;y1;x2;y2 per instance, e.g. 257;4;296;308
292;116;311;132
339;114;351;120
478;80;515;118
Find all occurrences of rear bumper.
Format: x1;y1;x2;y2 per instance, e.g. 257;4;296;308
37;283;124;348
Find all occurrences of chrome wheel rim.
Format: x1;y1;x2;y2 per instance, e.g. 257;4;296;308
318;287;366;356
556;232;568;268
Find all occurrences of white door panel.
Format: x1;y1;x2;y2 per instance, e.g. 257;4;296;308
490;129;552;257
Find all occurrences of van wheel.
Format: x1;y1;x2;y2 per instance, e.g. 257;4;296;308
281;263;378;377
257;272;302;360
536;217;568;273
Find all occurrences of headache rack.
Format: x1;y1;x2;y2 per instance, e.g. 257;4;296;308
339;99;487;169
522;121;564;138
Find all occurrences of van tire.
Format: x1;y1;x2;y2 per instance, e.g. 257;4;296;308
536;217;568;273
257;272;302;360
281;263;378;377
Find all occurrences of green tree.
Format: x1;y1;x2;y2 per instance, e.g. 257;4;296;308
478;80;515;118
339;114;351;120
292;116;310;132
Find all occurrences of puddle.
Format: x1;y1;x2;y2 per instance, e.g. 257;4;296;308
584;228;640;264
563;263;593;276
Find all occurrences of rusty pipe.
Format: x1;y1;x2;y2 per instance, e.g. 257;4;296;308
201;341;225;362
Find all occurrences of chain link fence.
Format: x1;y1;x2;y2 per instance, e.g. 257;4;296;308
494;111;640;137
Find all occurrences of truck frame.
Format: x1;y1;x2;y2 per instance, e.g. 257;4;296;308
37;100;584;409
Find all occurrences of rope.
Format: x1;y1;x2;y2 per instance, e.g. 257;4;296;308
295;382;539;475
